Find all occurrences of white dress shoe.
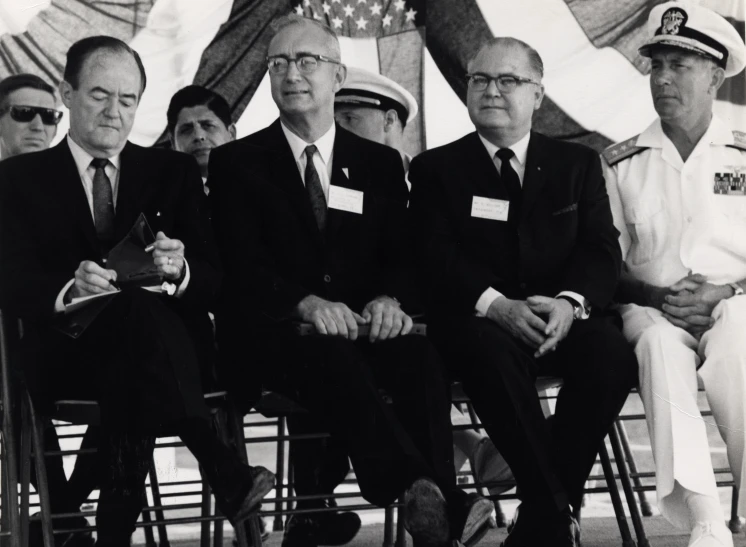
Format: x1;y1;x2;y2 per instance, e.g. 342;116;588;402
688;521;734;547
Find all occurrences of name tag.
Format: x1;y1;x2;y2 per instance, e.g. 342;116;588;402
471;196;509;221
328;185;364;214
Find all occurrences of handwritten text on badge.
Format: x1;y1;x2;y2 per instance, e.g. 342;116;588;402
471;196;509;221
328;185;364;214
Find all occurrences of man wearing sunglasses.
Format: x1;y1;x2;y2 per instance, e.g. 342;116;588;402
408;37;638;546
210;14;493;547
0;74;62;159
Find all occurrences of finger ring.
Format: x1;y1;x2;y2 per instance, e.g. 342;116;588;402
168;257;173;265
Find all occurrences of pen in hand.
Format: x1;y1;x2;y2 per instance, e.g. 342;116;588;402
144;243;155;253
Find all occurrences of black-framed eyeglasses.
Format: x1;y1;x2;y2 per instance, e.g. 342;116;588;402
466;73;540;94
0;105;63;125
267;54;341;75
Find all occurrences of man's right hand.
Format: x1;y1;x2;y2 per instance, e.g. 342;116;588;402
297;295;366;340
66;261;118;302
486;297;548;348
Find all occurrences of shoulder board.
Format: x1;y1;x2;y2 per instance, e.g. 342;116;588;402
727;130;746;151
602;136;648;166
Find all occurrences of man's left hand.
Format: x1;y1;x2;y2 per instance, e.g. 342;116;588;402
526;295;574;358
361;296;413;342
662;276;726;335
151;231;185;281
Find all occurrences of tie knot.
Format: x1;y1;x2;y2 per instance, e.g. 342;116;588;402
304;145;318;160
495;148;514;161
90;158;109;170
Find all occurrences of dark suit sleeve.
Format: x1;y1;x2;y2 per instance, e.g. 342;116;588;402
557;151;621;309
408;154;504;315
173;154;222;310
209;145;311;325
0;166;72;321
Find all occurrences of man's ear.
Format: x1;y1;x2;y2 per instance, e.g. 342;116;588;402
229;123;237;140
533;83;545;111
168;133;176;150
383;109;398;133
709;65;726;95
333;64;347;92
59;81;74;109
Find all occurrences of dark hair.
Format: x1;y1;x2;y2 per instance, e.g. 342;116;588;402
166;85;232;134
64;35;147;95
0;74;55;110
469;37;545;80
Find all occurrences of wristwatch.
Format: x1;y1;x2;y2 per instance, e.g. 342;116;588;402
557;296;586;320
729;283;744;297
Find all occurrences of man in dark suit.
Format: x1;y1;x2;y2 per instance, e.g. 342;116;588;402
408;37;638;547
210;15;492;547
0;36;274;547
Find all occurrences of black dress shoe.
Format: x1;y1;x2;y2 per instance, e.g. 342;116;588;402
501;503;580;547
29;515;95;547
453;494;494;547
403;478;450;547
222;466;276;527
281;511;362;547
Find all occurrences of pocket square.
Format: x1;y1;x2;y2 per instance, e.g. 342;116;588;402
552;203;578;216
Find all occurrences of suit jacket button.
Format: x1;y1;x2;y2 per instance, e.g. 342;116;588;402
324;274;331;283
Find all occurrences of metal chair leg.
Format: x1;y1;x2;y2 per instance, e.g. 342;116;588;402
615;421;653;517
19;415;30;547
383;506;394;547
140;489;158;547
598;438;636;547
608;427;650;547
493;500;507;528
729;485;744;533
147;456;170;547
274;416;286;532
200;470;211;547
395;495;406;547
26;394;53;547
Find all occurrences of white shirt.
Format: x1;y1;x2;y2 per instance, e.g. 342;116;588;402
281;121;335;200
478;130;530;186
67;134;121;214
474;131;589;317
54;136;190;312
604;116;746;287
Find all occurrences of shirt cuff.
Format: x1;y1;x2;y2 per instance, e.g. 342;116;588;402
475;287;503;317
175;258;190;298
556;290;591;319
54;278;76;313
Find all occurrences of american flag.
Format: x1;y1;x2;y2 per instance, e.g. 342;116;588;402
292;0;422;38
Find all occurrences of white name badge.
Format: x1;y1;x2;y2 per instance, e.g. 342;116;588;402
471;196;509;221
328;185;364;214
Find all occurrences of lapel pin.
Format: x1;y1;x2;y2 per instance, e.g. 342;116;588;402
156;211;161;217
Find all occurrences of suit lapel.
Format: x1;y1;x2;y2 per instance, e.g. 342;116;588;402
264;120;326;250
520;131;549;221
325;127;365;242
114;142;152;241
53;140;100;251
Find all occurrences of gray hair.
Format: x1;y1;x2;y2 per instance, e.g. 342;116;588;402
469;37;544;80
269;14;341;60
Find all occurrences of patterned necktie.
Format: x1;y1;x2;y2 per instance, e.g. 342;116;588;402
304;145;327;232
91;157;115;243
495;148;522;224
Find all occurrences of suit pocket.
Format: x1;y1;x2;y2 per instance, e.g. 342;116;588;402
623;198;666;266
551;202;578;216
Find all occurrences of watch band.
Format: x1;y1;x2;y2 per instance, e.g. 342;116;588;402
729;283;744;297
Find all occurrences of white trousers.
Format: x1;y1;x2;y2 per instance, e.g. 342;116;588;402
619;296;746;530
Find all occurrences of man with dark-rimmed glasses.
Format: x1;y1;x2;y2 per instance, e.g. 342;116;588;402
209;14;493;547
408;37;638;547
0;74;62;159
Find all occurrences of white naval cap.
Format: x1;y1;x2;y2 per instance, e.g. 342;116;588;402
638;0;746;77
335;67;418;125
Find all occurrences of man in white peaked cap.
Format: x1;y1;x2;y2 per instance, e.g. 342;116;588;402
603;2;746;545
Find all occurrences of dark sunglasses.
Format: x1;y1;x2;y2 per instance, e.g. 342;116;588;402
0;105;63;125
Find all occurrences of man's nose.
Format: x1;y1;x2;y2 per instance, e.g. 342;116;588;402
284;60;303;81
103;98;119;118
484;79;502;97
28;113;44;130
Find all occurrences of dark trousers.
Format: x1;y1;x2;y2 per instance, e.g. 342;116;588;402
263;334;460;508
21;290;247;546
429;315;637;512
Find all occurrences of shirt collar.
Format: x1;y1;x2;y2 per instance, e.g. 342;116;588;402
66;134;121;177
281;121;336;165
637;115;733;148
477;130;531;165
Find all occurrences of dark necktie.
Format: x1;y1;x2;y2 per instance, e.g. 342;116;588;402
91;157;115;243
304;145;327;232
495;148;521;224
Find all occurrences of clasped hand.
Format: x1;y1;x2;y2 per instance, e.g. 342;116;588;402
298;294;413;342
486;295;574;358
659;273;726;336
68;231;184;301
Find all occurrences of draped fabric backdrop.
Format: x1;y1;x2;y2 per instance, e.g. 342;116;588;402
0;0;743;157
